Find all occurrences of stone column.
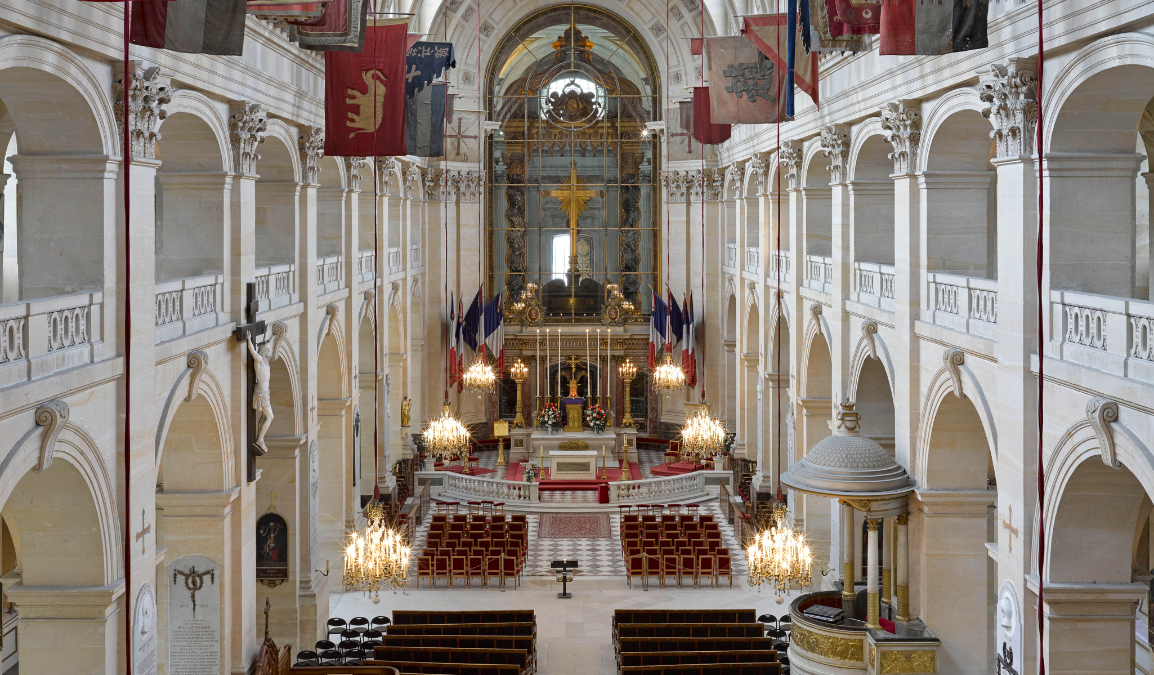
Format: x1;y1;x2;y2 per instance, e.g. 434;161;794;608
895;512;909;622
1043;583;1147;675
882;515;893;607
842;501;856;599
823;125;852;405
866;518;881;628
6;584;124;675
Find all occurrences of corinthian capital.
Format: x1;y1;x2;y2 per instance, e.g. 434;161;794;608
978;59;1039;159
344;157;368;192
229;102;268;176
820;125;851;184
662;171;688;202
880;101;921;175
459;170;484;202
778;141;803;190
113;63;172;160
298;127;324;186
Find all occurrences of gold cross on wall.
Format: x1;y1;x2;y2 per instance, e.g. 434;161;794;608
542;161;600;234
136;508;151;555
1002;505;1019;551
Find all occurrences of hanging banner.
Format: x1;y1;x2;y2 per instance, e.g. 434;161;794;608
880;0;988;55
323;21;408;157
809;0;876;51
742;15;819;110
291;0;376;52
406;81;448;157
692;87;731;146
247;0;325;20
405;42;456;98
704;36;785;125
130;0;247;55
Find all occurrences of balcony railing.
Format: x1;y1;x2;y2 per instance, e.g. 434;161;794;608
358;250;376;285
1049;289;1154;383
805;255;833;294
768;251;791;286
387;247;402;275
154;274;225;343
0;291;105;387
254;263;296;312
926;273;998;339
745;247;760;274
317;255;343;295
854;262;896;311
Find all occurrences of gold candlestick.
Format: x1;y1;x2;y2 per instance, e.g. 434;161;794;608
618;358;638;428
601;445;608;479
496;437;507;467
509;359;529;429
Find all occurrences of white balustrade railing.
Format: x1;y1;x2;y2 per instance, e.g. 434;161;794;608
611;471;707;503
358;250;376;285
768;251;791;285
0;291;105;387
1049;289;1154;383
254;263;296;312
745;247;760;274
853;262;896;311
805;254;833;294
441;472;534;502
926;273;998;339
725;243;737;269
388;247;402;274
154;275;225;343
317;255;343;295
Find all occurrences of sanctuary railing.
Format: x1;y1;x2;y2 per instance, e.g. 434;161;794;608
611;472;707;503
925;272;998;339
154;274;225;343
441;473;535;502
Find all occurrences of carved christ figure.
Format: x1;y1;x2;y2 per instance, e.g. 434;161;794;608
246;332;274;454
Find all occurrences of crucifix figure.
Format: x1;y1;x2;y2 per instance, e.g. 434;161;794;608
234;282;269;481
542;160;603;281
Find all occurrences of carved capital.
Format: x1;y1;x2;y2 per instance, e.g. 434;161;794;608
459;170;484;202
725;162;744;197
374;157;399;195
298;127;324;186
1086;396;1121;469
881;101;921;175
779;141;803;190
978;60;1038;159
185;350;208;402
944;348;965;398
344;157;368;192
423;168;453;201
403;164;422;198
34;400;70;472
662;170;689;202
229;102;268;176
113;63;172;160
746;156;768;194
704;168;724;201
820;125;851;184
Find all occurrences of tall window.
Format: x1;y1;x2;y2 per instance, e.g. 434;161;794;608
551;234;570;282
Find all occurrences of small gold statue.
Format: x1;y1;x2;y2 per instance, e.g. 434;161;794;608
400;396;411;427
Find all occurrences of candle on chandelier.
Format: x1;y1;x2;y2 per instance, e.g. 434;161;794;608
585;329;590;399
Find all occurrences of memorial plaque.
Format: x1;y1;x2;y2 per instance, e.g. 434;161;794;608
167;555;220;675
353;407;361;486
309;440;319;561
133;583;158;675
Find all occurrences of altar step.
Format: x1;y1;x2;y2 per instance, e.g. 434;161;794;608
649;462;705;478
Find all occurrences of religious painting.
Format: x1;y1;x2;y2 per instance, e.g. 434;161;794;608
486;5;662;319
256;512;290;584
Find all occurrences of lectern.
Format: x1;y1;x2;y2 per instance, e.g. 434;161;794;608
551;559;578;599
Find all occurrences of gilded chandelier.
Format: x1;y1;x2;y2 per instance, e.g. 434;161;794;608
651;351;686;391
343;502;412;596
746;503;813;595
462;356;497;392
421;401;471;458
680;404;727;461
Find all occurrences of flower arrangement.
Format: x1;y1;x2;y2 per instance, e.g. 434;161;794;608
585;404;609;433
723;432;737;455
523;465;537;483
537;402;561;430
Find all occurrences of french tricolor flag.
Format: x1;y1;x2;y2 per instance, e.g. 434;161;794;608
682;293;697;389
483;292;505;374
649;289;668;369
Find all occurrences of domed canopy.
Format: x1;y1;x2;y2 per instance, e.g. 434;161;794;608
781;401;913;499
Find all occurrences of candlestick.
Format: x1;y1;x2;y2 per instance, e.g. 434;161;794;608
585;329;590;400
596;328;601;406
536;329;541;417
607;328;612;424
556;329;561;405
545;328;549;402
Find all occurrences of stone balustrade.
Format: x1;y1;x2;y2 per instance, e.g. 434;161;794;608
0;291;105;387
925;273;998;339
154;274;226;343
253;263;296;312
610;471;707;503
358;249;376;285
770;251;791;285
854;262;897;311
745;247;760;274
388;247;402;274
806;254;833;294
1050;289;1154;383
410;244;422;269
316;255;343;295
440;472;535;502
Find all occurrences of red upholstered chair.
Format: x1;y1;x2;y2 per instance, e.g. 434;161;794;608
501;555;521;589
511;514;527;524
484;555;502;587
450;556;468;587
431;514;448;524
644;553;662;587
699;514;715;524
490;514;506;526
618;505;633;518
466;554;485;587
717;555;733;587
698;554;717;587
679;553;697;588
686;503;700;519
623;514;640;525
492;502;505;515
417;556;434;588
626;554;645;589
640;514;657;523
706;539;720;553
433;556;450;587
662;554;680;588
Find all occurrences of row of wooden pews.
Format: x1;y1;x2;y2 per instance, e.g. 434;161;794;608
369;610;537;675
612;609;782;675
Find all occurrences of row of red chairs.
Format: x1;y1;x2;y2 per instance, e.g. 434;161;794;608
623;530;723;550
623;513;715;525
625;552;735;589
416;554;524;589
617;503;700;516
622;521;720;537
432;513;527;525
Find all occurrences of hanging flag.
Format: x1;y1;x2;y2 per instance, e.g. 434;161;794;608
406;82;448;157
405;42;456;98
668;290;683;347
290;0;368;52
323;21;408;157
690;38;704;55
704;36;786;125
691;87;732;145
131;0;247;55
456;297;464;391
682;293;697;388
742;15;819;112
649;289;668;369
483;292;505;374
880;0;988;55
462;288;482;352
448;292;458;386
667;103;717;161
247;0;326;20
808;0;876;51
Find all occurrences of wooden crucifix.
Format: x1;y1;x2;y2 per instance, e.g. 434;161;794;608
543;160;603;281
234;282;267;483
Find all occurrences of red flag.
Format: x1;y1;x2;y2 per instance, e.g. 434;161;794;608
131;0;246;54
742;15;819;109
323;22;408;157
691;87;731;145
690;38;703;55
879;0;988;55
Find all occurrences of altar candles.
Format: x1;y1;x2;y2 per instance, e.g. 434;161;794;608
607;328;612;416
596;329;601;402
536;329;541;407
585;329;590;399
557;329;561;400
545;329;549;400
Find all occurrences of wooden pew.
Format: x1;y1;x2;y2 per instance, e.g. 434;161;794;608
614;623;766;640
391;610;535;625
373;646;529;671
616;637;776;654
612;609;757;626
621;650;780;667
383;622;536;638
366;660;521;675
287;667;399;675
620;665;781;675
382;635;535;653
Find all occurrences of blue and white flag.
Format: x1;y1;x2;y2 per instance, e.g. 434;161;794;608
405;41;456;98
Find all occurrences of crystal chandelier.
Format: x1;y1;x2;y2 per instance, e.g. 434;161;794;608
343;502;412;598
652;351;686;391
461;356;497;392
421;401;471;459
746;503;813;599
680;404;727;461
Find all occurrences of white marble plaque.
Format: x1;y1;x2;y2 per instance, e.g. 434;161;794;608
309;440;319;561
133;583;158;675
167;556;220;675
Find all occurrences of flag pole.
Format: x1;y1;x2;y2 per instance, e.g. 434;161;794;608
121;3;134;674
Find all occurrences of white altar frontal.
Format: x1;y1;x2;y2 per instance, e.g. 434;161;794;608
548;450;599;480
508;428;639;466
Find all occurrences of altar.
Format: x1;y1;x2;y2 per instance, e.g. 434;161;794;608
548;449;599;480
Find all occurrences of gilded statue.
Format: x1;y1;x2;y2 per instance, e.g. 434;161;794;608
401;396;411;427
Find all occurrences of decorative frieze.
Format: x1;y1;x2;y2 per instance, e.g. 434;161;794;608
298;127;324;186
978;60;1039;159
820;125;850;184
880;101;921;175
113;64;172;160
344;157;367;192
229;102;268;176
779;141;803;190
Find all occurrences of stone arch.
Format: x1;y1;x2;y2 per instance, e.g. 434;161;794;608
847;118;895;267
0;34;118;155
318;319;350;400
156;391;232;492
800;140;833;262
917;88;993;173
848;325;894;399
256;128;300;268
848;340;895;441
155;363;235;477
317;154;346;258
847;117;891;182
915;365;999;488
262;119;302;183
159;91;230;171
800;317;832;400
267;341;302;437
725;287;738;341
801;138;830;187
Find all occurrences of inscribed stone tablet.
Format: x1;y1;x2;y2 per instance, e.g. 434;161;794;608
133;583;158;675
167;555;221;675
